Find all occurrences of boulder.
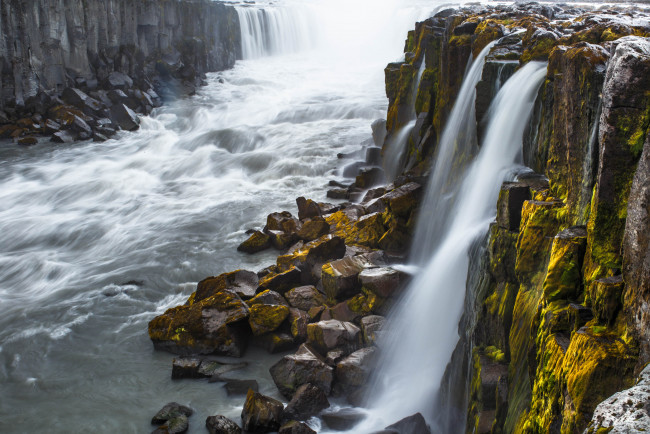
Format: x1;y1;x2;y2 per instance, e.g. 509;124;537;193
224;379;259;396
61;87;102;115
51;130;76;143
193;270;259;303
257;266;303;294
248;290;289;307
269;344;334;399
296;197;322;220
148;290;250;357
285;286;326;311
355;167;385;189
297;218;331;241
284;383;330;420
279;421;316;434
268;230;298;250
17;136;38;146
321;408;366;431
206;415;242;434
385;413;431;434
380;182;422;217
265;211;300;233
496;182;531;231
276;235;346;284
321;256;376;302
361;315;385;345
152;402;193;433
288;308;309;342
108;89;129;103
106;71;134;89
248;304;290;336
334;347;377;396
306;320;361;355
241;389;284;433
110;103;140;131
238;231;271;254
359;267;402;298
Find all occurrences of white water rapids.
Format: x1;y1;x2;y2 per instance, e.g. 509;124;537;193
0;0;437;432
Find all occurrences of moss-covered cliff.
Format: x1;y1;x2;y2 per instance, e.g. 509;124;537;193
381;3;650;433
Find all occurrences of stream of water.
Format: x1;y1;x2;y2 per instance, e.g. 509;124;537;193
0;0;435;432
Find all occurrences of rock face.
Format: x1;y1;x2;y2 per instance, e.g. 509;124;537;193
0;0;240;140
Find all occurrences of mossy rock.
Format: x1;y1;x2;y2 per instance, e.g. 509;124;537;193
542;227;588;302
238;230;271;254
148;289;250;357
189;270;259;305
248;304;290;336
586;275;624;326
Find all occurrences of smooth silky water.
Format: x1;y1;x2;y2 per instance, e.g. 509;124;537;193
0;0;438;432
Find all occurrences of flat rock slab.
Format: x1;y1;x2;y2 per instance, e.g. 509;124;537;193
321;408;366;431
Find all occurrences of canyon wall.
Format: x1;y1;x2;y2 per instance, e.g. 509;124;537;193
0;0;240;141
383;3;650;433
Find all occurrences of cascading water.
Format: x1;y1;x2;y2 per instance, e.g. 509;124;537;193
354;61;548;433
236;5;317;59
383;58;426;181
409;41;496;264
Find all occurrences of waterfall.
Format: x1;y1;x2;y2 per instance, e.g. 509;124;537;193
383;58;427;181
236;6;316;59
357;61;547;432
409;41;496;264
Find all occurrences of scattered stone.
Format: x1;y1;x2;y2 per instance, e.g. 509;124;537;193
238;231;271;254
151;402;193;425
361;315;385;345
334;347;377;396
206;415;242;434
269;344;334;399
385;413;431;434
17;136;38;146
241;389;284;433
306;320;361;355
51;130;76;143
279;420;317;434
359;267;402;298
286;286;326;311
284;383;330;420
224;379;259;396
110;103;140;131
321;408;366;431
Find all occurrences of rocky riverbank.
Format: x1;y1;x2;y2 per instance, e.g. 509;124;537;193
144;1;650;433
0;0;240;144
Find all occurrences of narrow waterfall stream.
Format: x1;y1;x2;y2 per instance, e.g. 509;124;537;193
350;61;548;433
0;1;436;432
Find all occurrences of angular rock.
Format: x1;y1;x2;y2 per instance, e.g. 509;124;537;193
258;266;302;294
206;415;242;434
296;197;323;220
279;420;316;434
496;182;531;231
321;408;366;431
276;235;346;284
355;167;385;189
106;71;134;89
268;230;298;250
297;218;331;242
152;402;193;425
62;87;102;115
238;231;271;254
224;380;259;396
265;211;300;234
380;182;422;217
288;308;309;342
284;383;330;421
241;389;284;433
193;270;259;303
587;275;624;325
108;89;129;103
385;413;431;434
171;357;202;379
358;267;402;298
542;227;587;302
110;103;140;131
361;315;385;345
334;347;377;396
306;320;361;355
285;286;326;311
248;290;289;307
321;256;376;302
248;304;290;336
148;290;250;357
269;344;334;399
51;130;76;143
17;136;38;146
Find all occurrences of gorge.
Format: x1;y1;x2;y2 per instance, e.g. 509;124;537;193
2;1;650;434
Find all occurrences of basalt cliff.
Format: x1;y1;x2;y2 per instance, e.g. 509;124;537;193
0;0;240;143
